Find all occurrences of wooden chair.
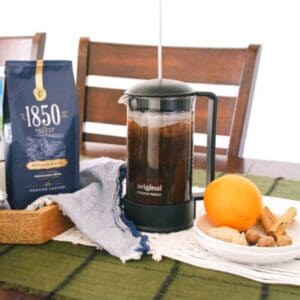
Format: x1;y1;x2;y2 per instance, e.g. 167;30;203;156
77;38;261;167
0;32;46;66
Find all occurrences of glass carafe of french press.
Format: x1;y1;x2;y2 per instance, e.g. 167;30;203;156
119;78;217;232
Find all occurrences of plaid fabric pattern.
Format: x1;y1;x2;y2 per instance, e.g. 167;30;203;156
1;170;300;300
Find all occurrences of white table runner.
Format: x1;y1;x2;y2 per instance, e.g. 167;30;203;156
54;195;300;286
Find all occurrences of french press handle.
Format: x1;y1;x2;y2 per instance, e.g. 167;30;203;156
195;92;218;186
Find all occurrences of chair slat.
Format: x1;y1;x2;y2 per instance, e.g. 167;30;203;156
85;87;126;125
163;47;245;84
84;86;235;136
83;133;126;145
88;42;157;79
88;42;245;84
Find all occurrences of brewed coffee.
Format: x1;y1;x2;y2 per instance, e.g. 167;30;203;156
127;111;193;205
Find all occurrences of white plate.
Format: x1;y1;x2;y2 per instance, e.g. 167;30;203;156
194;197;300;265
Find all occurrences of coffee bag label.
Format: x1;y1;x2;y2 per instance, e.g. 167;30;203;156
26;159;68;170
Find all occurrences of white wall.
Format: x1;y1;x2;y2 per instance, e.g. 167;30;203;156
1;0;300;163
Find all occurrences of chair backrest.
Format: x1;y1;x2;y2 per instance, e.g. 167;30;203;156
0;32;46;66
77;39;261;158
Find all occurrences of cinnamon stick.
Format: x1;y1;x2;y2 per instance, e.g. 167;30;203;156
267;207;297;237
260;206;294;246
260;206;277;232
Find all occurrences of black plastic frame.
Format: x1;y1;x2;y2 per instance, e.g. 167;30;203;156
124;197;195;233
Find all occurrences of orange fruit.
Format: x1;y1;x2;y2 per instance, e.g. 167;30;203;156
203;174;262;231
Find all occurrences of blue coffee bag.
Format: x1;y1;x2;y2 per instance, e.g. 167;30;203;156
4;60;80;209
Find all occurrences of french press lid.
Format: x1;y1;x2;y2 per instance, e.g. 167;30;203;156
124;78;196;112
125;78;195;97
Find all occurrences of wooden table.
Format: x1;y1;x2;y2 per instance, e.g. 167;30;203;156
1;142;300;299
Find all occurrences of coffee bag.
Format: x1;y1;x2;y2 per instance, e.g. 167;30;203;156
4;60;80;209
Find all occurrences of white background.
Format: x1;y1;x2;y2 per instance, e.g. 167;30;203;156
1;0;300;163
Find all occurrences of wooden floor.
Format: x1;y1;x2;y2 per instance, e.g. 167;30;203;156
1;142;300;299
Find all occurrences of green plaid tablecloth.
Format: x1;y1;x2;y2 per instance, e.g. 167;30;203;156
1;170;300;300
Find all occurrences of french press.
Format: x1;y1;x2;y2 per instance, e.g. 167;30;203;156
119;78;217;232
